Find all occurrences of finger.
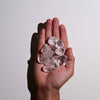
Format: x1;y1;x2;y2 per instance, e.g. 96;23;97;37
65;48;75;75
38;29;45;51
59;25;68;49
45;19;52;41
52;18;60;39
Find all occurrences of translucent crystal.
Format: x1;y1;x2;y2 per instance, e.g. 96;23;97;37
52;56;60;67
52;65;58;70
47;50;55;58
58;55;67;66
52;55;59;60
41;44;51;54
43;66;53;73
49;45;57;51
44;58;55;66
52;62;59;69
37;54;48;64
48;36;58;46
55;48;65;56
56;40;64;48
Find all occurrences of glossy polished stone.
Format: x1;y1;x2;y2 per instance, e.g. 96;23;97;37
58;55;67;66
37;54;48;64
48;36;58;46
55;48;65;56
43;66;53;73
56;40;64;48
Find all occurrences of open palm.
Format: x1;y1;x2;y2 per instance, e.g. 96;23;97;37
34;18;75;90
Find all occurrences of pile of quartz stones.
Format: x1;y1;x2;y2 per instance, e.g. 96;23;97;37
37;36;67;73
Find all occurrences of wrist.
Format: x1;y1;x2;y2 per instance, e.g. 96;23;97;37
36;88;60;100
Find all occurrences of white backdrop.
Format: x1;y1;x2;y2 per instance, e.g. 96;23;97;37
0;0;100;100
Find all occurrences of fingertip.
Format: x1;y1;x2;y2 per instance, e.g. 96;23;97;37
68;47;72;53
40;28;45;33
59;24;66;32
46;19;52;23
45;19;52;40
59;24;64;28
53;17;59;22
52;17;60;39
66;47;72;55
53;17;59;26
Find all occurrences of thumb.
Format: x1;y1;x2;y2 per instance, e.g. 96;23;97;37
66;48;75;61
65;48;75;75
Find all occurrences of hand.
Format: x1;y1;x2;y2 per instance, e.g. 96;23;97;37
34;18;75;100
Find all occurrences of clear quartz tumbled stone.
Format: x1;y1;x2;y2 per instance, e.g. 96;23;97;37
49;45;57;51
43;66;53;73
55;48;65;56
47;50;55;58
48;36;58;46
56;40;64;48
58;55;67;66
44;58;55;66
41;44;51;54
52;55;60;68
52;62;59;69
37;54;48;64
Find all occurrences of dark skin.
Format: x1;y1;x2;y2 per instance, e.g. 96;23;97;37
34;18;75;100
